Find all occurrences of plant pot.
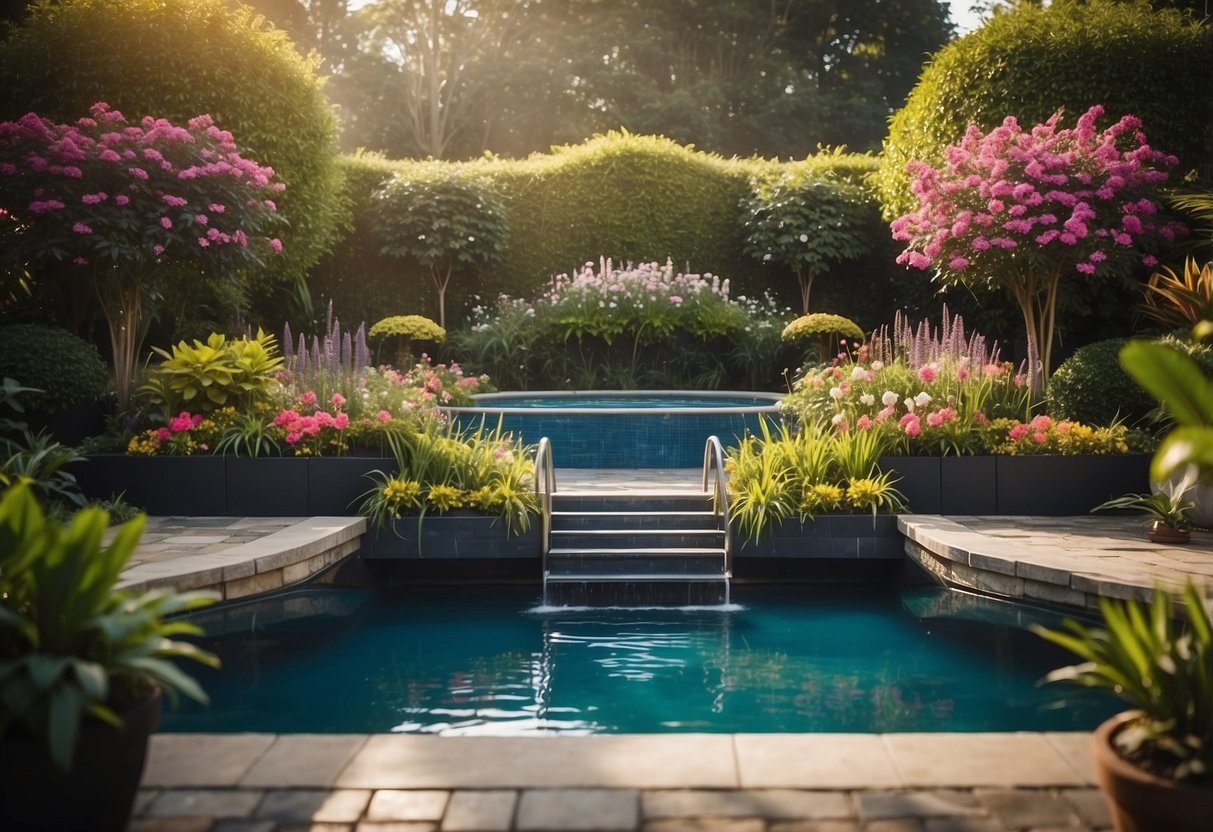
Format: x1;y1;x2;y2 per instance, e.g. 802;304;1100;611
0;686;162;832
1146;520;1190;545
1093;711;1213;832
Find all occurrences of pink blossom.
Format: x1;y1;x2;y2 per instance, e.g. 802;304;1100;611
1032;431;1048;444
299;390;317;407
268;238;283;253
156;427;172;442
194;213;208;226
331;392;346;409
160;216;173;229
114;194;129;206
670;295;683;304
81;192;107;204
899;413;921;438
1008;423;1029;442
376;409;392;423
334;412;349;429
169;411;194;432
917;365;936;383
72;222;92;234
857;415;872;430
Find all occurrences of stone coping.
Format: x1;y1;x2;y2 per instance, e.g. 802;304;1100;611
900;514;1213;608
132;731;1115;831
117;516;367;600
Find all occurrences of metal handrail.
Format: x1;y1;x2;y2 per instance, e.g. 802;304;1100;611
534;437;557;580
702;435;733;581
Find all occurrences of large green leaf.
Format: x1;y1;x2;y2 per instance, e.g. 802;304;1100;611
1120;341;1213;427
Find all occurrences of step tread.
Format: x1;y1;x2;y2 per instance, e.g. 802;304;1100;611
550;528;724;536
551;510;718;517
544;572;731;582
548;547;726;556
554;490;713;499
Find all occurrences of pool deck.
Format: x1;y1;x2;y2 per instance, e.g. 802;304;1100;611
120;468;1213;831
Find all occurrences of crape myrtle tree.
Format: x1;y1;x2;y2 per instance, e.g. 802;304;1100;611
0;103;284;406
890;105;1184;395
371;173;508;329
741;170;874;314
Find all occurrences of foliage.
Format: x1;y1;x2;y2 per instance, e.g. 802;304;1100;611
741;170;875;313
1141;258;1213;331
781;313;865;344
0;480;219;770
369;314;446;367
359;420;539;534
0;102;285;405
1046;337;1213;428
0;0;345;285
1091;470;1196;529
875;0;1212;221
891;105;1183;392
126;408;233;457
371;173;509;328
980;415;1131;456
0;380;86;514
725;418;906;541
137;330;284;421
1035;581;1213;782
0;324;109;414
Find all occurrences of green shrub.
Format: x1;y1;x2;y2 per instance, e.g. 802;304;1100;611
0;0;345;282
874;1;1212;220
1047;336;1213;427
137;330;284;420
0;324;109;413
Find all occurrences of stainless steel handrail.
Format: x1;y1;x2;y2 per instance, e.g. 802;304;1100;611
535;437;556;581
702;435;733;582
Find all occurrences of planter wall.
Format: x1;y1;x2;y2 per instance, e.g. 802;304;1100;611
360;515;541;559
879;454;1150;516
733;514;902;559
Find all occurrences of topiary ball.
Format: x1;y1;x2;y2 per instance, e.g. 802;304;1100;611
368;315;446;342
0;324;110;414
781;313;865;344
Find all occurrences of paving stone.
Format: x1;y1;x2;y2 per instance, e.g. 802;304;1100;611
516;788;640;831
278;825;355;832
921;820;1002;832
256;789;373;823
734;734;901;789
442;790;518;831
768;821;863;832
127;818;215;832
353;823;439;832
143;734;276;787
213;822;277;832
643;820;764;832
866;821;924;832
1061;788;1112;828
241;735;370;788
643;789;851;820
366;790;450;821
882;734;1083;787
135;789;160;815
974;789;1076;828
145;789;264;818
1042;734;1096;784
856;791;980;820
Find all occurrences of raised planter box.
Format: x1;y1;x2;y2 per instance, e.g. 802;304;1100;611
733;514;902;559
359;514;541;559
879;454;1149;516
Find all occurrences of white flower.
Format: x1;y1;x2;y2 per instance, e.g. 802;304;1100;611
831;412;846;426
903;397;916;413
851;366;867;380
860;393;875;406
829;386;845;400
882;390;898;407
914;391;932;408
872;360;884;370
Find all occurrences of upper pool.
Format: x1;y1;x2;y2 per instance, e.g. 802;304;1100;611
443;390;782;468
164;584;1119;735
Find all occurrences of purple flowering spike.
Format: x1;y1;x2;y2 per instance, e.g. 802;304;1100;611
283;322;294;367
355;323;369;374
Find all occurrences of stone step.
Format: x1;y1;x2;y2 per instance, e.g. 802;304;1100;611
550;510;719;530
550;528;725;549
546;548;727;577
542;578;731;607
552;491;714;513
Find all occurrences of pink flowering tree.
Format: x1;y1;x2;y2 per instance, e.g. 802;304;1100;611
891;105;1184;395
0;102;284;405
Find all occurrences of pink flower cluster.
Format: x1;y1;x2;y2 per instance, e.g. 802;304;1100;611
0;101;284;268
154;410;205;442
273;391;349;445
892;105;1184;278
1007;414;1066;445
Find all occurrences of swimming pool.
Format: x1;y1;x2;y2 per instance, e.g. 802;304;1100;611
443;390;782;468
164;584;1119;734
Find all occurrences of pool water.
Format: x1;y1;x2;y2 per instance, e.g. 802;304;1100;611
164;585;1120;735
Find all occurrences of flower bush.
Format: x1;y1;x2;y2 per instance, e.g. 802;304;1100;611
0;103;285;405
982;415;1129;456
891;105;1185;393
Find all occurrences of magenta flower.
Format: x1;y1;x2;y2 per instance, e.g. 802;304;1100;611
160;216;172;229
72;222;92;234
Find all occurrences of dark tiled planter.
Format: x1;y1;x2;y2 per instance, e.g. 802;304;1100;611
225;457;309;516
995;454;1150;515
940;455;997;515
74;454;226;515
733;513;901;559
879;455;941;513
360;514;541;559
306;456;395;515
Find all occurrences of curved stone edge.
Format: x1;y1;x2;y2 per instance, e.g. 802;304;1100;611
118;516;367;601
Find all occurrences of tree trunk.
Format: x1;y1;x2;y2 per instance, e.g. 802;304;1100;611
94;271;144;409
1008;267;1061;400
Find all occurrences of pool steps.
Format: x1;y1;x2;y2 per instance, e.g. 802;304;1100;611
543;490;731;606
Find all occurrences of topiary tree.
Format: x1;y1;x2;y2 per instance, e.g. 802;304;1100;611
874;0;1212;221
0;0;344;286
368;315;446;368
741;171;874;313
782;312;865;364
371;173;509;329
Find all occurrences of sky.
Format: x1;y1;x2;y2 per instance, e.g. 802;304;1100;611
948;0;984;35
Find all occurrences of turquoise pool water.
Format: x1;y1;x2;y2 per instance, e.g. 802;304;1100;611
163;585;1120;735
444;390;782;467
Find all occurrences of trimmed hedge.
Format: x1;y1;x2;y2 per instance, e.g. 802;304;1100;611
0;324;110;414
875;1;1213;221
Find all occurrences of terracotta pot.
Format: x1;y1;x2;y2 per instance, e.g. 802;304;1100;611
1146;521;1190;545
1093;711;1213;832
0;686;161;832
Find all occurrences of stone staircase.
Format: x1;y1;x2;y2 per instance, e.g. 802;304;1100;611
543;489;731;607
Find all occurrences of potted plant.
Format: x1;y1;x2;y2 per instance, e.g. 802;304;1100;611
1034;581;1213;832
1091;469;1197;544
0;480;219;832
